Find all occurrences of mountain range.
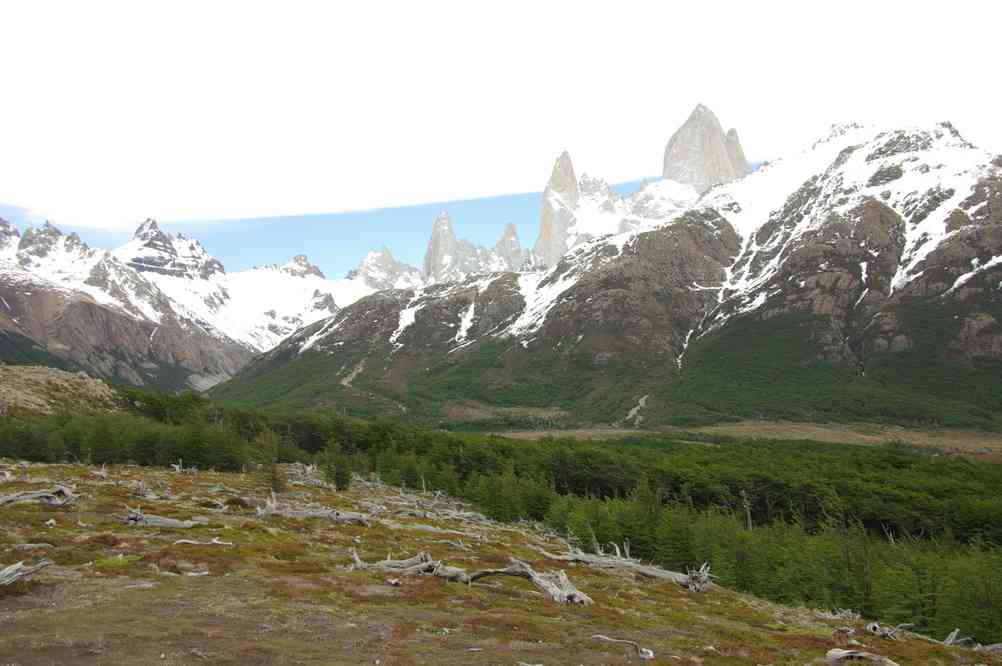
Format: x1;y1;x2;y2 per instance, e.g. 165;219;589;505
212;109;1002;430
5;104;1001;430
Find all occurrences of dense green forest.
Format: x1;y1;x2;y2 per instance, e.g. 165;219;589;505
2;386;1001;643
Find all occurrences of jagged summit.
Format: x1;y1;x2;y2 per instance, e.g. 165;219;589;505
116;219;225;280
493;223;524;270
349;246;423;291
534;151;582;267
281;254;325;279
133;218;164;241
662;104;750;192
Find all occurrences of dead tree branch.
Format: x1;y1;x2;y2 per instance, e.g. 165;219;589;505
590;634;655;660
0;485;77;507
826;648;900;665
349;550;592;605
0;559;53;586
256;493;371;527
123;507;203;529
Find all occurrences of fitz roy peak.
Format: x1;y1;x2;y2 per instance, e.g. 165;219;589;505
663;103;751;192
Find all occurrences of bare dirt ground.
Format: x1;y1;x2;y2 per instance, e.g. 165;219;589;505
2;460;997;665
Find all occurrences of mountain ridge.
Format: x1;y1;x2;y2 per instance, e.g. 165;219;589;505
213;117;1002;430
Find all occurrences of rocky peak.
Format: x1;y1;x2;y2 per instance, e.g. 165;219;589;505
662;104;749;192
133;218;167;242
18;221;65;257
117;219;225;280
534;152;581;267
547;151;580;206
281;254;325;279
493;223;524;270
350;246;423;291
725;129;750;175
0;218;19;256
423;211;459;281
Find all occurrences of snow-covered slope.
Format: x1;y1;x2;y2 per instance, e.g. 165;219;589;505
113;220;376;351
700;121;997;330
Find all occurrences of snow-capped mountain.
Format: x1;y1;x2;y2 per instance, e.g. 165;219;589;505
112;219;375;352
218;110;1002;429
0;221;252;390
346;246;424;291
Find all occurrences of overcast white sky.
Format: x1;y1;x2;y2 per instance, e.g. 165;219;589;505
1;0;999;230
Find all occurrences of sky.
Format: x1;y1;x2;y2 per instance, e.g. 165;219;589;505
1;1;1000;274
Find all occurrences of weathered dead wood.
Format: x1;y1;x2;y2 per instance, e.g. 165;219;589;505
12;543;54;551
123;507;203;529
0;559;53;586
91;464;108;480
256;493;371;527
977;642;1002;653
685;562;715;592
350;550;437;574
0;470;13;483
379;518;481;539
590;634;655;660
173;537;234;547
466;559;593;604
941;628;974;647
534;547;692;586
0;485;77;507
349;550;592;605
826;648;900;665
866;622;912;641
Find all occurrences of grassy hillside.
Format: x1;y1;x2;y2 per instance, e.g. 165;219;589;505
211;306;1002;431
651;308;1002;430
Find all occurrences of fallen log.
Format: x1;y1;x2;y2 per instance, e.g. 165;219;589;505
466;559;593;605
257;494;371;527
591;634;655;661
349;550;592;605
0;559;53;586
173;537;234;547
123;507;203;529
350;550;437;574
534;547;691;586
0;485;77;507
826;648;900;665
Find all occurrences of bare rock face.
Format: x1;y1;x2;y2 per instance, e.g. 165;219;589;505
663;104;749;192
0;278;252;391
534;151;580;267
421;212;524;283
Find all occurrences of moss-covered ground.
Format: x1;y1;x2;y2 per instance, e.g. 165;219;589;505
1;460;997;665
